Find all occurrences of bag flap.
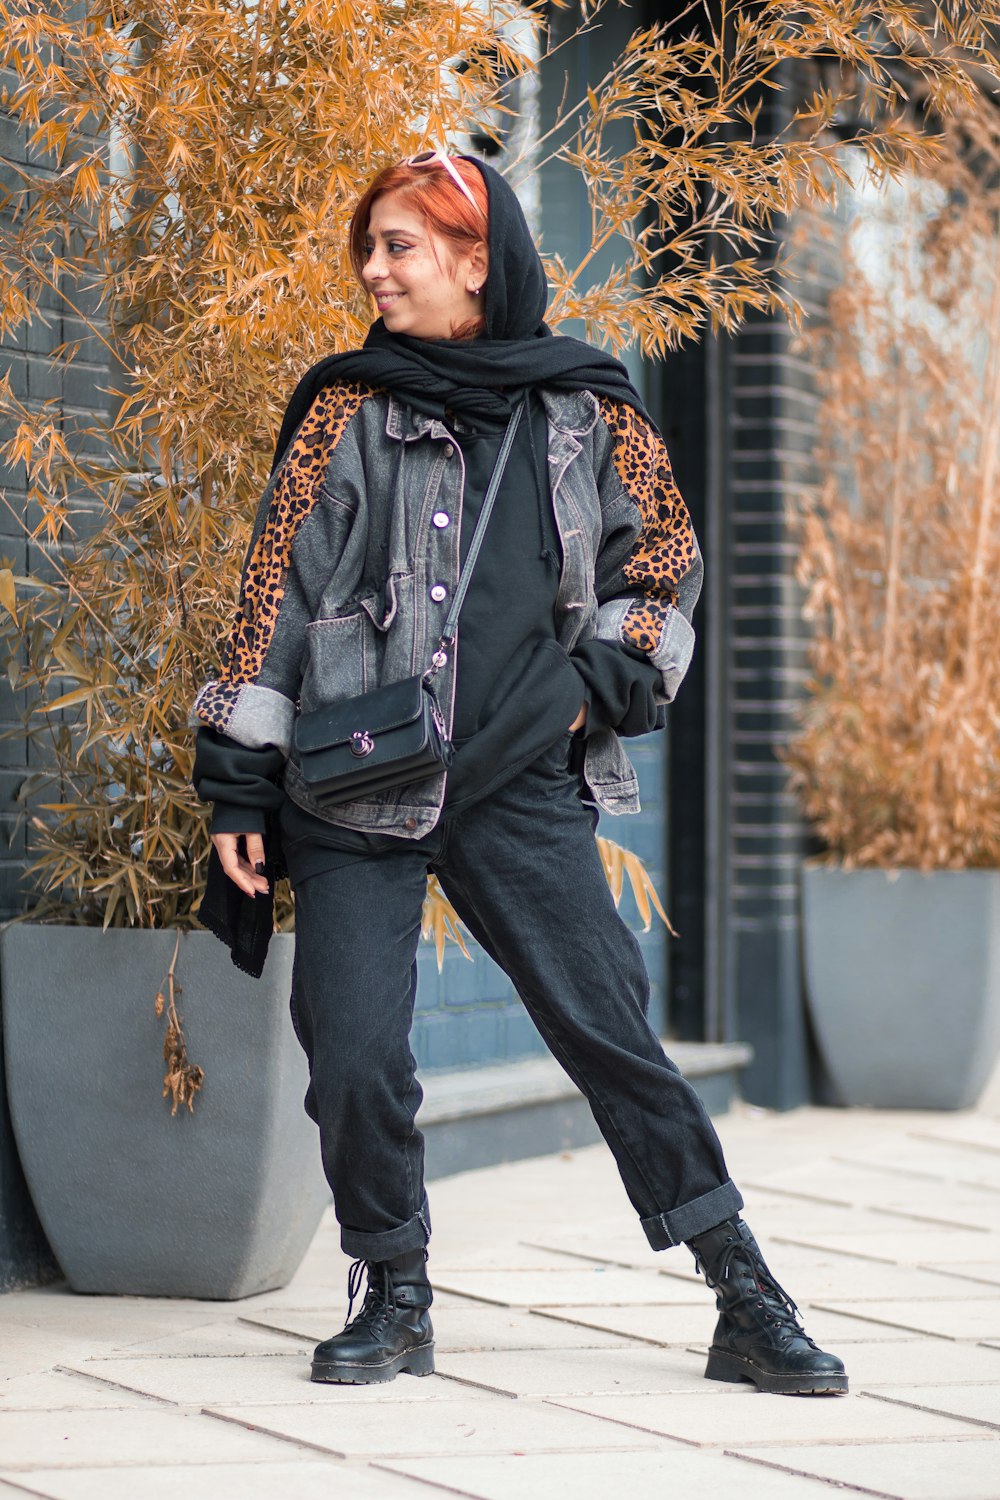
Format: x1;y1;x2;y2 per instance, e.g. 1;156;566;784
294;675;427;753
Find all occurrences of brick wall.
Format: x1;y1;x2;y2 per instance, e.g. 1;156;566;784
0;80;112;922
0;71;76;1288
721;310;820;1105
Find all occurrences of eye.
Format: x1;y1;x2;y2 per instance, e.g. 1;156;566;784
388;240;412;254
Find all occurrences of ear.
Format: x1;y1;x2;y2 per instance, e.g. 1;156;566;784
465;239;489;293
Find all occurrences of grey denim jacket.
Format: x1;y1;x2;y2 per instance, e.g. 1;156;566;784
192;382;703;837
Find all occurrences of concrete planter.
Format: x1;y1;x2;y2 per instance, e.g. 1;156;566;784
801;866;1000;1110
0;925;328;1298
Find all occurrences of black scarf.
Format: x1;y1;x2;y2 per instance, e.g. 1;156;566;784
270;156;652;472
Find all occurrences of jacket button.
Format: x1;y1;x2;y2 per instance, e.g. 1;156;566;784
443;444;454;460
429;584;447;602
432;511;450;529
404;816;418;831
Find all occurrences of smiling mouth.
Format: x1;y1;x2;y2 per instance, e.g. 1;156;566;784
375;293;403;309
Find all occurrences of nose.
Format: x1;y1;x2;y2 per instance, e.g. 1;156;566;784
362;247;386;284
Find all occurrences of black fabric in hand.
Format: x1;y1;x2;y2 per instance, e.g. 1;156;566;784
570;638;663;738
197;828;279;980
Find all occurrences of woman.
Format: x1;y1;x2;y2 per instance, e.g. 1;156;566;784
192;152;847;1396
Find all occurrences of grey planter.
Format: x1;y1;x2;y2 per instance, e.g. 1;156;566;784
0;925;329;1298
801;866;1000;1110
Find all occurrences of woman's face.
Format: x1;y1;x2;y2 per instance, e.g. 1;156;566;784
361;192;487;341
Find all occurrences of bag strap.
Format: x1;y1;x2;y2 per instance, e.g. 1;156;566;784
423;398;525;682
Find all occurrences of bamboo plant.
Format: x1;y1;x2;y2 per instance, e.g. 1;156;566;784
1;0;998;930
786;94;1000;871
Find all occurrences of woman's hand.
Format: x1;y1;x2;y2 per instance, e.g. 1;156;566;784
211;831;270;897
568;702;588;734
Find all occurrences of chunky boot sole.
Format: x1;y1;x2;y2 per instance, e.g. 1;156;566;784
310;1341;435;1385
705;1347;849;1396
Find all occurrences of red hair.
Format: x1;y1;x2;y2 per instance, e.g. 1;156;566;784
349;157;489;340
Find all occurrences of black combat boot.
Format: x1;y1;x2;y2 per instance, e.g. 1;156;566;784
311;1247;435;1384
687;1217;848;1395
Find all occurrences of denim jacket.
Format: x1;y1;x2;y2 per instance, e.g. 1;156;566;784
192;382;703;837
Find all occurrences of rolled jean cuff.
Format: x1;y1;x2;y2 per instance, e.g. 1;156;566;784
339;1199;431;1261
640;1179;744;1250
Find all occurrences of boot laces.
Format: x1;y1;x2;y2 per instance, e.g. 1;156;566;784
697;1237;815;1349
343;1257;394;1334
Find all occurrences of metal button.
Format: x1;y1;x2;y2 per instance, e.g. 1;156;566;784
404;816;418;832
443;444;454;460
432;511;450;529
429;584;447;603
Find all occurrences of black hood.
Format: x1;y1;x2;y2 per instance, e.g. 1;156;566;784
471;155;548;339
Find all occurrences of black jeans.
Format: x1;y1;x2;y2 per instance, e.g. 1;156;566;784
288;734;743;1261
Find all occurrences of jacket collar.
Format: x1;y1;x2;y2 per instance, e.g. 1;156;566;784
385;397;446;443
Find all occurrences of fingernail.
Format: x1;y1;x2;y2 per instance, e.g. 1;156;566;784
254;861;266;874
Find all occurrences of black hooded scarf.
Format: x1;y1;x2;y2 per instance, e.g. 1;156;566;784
270;156;652;471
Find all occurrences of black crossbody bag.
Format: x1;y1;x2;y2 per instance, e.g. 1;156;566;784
292;400;525;807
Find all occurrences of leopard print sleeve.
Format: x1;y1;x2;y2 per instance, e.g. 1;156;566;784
595;398;703;700
191;383;371;752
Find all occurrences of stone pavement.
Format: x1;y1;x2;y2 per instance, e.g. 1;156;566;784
2;1071;1000;1500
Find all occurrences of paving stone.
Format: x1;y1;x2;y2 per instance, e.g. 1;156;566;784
430;1246;590;1272
67;1357;487;1408
742;1163;925;1207
239;1304;633;1352
377;1448;846;1499
232;1281;471;1313
205;1398;682;1458
0;1289;218;1346
431;1267;705;1307
869;1386;1000;1430
733;1440;1000;1500
550;1389;985;1447
744;1203;936;1236
531;1303;922;1347
815;1299;1000;1341
668;1255;985;1305
922;1262;1000;1288
772;1229;999;1265
524;1224;875;1284
0;1408;294;1469
662;1253;986;1305
654;1233;984;1298
98;1321;314;1359
0;1370;158;1411
434;1346;711;1396
743;1162;1000;1219
881;1198;1000;1233
521;1232;665;1272
783;1339;1000;1388
840;1142;1000;1191
0;1461;428;1500
0;1326;97;1384
912;1120;1000;1155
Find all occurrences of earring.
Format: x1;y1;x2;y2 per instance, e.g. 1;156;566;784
472;286;481;295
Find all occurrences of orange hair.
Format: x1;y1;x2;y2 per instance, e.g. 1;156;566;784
349;157;489;340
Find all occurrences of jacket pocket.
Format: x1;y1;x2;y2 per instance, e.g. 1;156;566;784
300;612;371;713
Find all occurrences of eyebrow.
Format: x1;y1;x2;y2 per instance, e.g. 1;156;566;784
366;228;420;240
